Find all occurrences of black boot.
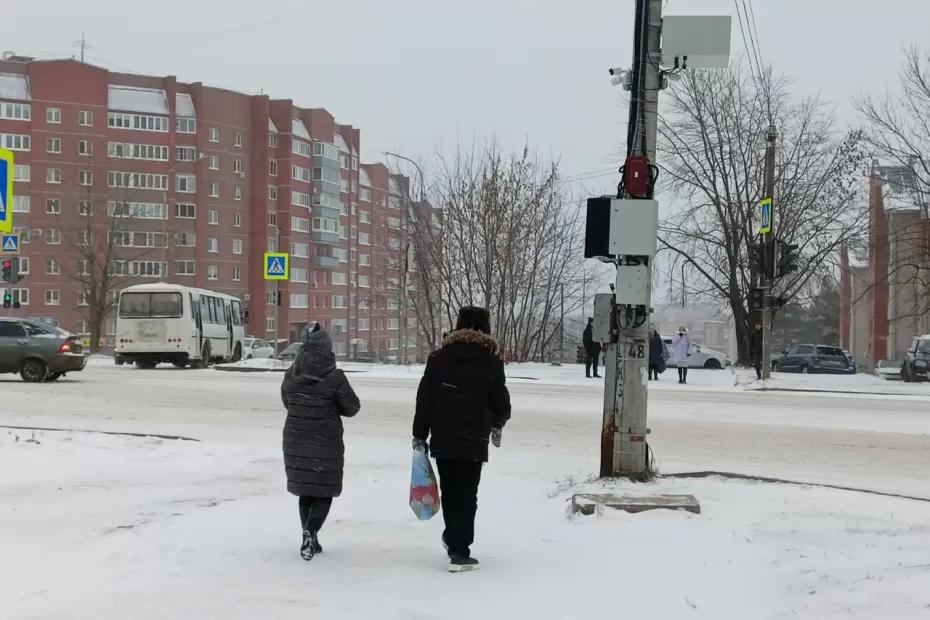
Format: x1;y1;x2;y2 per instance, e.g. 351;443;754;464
449;554;480;573
300;529;318;561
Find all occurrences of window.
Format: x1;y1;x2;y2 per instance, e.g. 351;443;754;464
291;243;309;258
46;138;61;154
339;224;349;239
360;188;372;202
331;319;347;335
292;165;311;182
13;164;30;182
234;213;242;227
340;178;349;193
176;174;196;193
358;318;370;331
108;142;169;161
332;272;348;285
45;290;61;306
232;158;243;174
360;253;371;266
77;291;88;307
175;203;196;219
232;267;241;282
207;265;218;280
234;132;243;147
208;209;219;225
267;212;278;226
12;196;30;213
1;133;30;151
110;231;167;248
266;317;276;332
16;257;29;275
312;142;339;160
175;232;196;247
46;258;61;275
360;210;372;224
79;170;93;186
388;217;402;230
291;267;308;283
388;318;400;330
314;218;339;234
209;182;220;198
208;238;219;253
268;185;278;200
78;200;93;216
176;146;197;161
106;201;167;220
108;171;169;190
351;157;359;170
331;295;347;309
388;237;402;250
234;186;242;201
78;110;93;126
175;260;196;275
314;193;341;210
332;247;348;262
359;275;370;288
351;180;358;193
176;117;196;133
208;155;220;170
46;199;61;215
360;232;371;246
291;216;310;233
340;154;349;169
106;319;117;336
268;133;278;148
46;168;62;184
47;107;61;124
388;339;399;351
233;239;243;255
209;128;220;143
293;140;312;158
0;102;29;120
268;159;278;176
290;294;309;309
108;112;168;132
313;167;341;185
291;191;312;208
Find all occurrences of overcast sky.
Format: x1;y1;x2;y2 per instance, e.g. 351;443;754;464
2;0;927;193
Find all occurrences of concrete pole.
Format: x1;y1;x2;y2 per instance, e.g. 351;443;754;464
761;125;777;380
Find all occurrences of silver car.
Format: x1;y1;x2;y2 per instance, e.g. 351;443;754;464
243;337;276;359
662;337;731;369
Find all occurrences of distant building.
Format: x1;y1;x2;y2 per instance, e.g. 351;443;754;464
0;55;428;360
839;160;930;366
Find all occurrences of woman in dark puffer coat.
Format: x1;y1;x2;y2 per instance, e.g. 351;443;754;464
281;323;360;561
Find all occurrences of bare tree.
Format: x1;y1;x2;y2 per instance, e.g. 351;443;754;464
426;141;590;361
855;45;930;324
57;174;163;353
657;64;868;363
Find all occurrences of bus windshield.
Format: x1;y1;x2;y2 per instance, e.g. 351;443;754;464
119;292;183;318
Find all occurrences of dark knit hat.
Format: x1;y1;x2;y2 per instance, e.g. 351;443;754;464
304;322;333;349
455;306;492;334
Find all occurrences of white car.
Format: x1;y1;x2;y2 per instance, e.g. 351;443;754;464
874;359;903;381
243;337;275;359
662;337;731;369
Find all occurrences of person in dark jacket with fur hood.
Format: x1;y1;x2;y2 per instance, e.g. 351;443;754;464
281;322;360;561
413;306;512;572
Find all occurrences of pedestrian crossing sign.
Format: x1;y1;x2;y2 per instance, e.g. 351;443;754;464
0;149;13;234
1;234;19;255
263;252;290;281
759;197;773;234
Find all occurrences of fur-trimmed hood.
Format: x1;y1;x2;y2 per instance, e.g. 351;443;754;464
442;328;502;358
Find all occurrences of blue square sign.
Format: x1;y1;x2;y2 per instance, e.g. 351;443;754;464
1;234;19;255
0;148;13;234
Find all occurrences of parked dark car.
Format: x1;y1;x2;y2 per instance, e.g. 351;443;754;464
902;335;930;382
0;318;86;382
277;342;301;362
772;344;856;374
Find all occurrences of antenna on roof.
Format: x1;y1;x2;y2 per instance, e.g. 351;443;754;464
71;33;91;63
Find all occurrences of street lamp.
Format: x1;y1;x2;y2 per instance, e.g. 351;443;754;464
162;153;205;276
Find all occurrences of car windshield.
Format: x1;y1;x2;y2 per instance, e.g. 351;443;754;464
794;345;816;354
918;340;930;354
119;293;183;319
817;346;843;356
879;360;902;369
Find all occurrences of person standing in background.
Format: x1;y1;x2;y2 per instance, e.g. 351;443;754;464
582;318;602;378
648;329;667;380
750;323;764;380
671;326;693;384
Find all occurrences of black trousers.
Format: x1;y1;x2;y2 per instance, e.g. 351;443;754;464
677;366;689;382
298;496;333;533
436;458;483;558
585;354;600;377
648;364;659;380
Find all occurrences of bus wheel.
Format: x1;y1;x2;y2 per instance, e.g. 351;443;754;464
231;343;242;363
136;360;157;370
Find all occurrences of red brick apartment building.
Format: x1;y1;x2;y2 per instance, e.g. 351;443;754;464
0;54;425;360
839;160;930;367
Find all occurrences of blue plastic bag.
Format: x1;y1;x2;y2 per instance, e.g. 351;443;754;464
409;449;441;520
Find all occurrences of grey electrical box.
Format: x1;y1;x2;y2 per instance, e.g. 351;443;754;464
614;264;650;306
592;293;614;342
608;199;659;257
661;16;732;69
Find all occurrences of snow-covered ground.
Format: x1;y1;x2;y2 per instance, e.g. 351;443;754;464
2;365;929;618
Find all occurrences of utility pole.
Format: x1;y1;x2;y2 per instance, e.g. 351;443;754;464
761;124;777;380
600;0;662;479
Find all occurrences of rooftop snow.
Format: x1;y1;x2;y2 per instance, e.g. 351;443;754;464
292;119;310;141
108;85;169;115
359;168;372;188
268;119;278;133
0;73;30;101
175;93;196;117
334;133;350;153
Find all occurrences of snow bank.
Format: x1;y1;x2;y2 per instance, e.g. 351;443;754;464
215;358;292;372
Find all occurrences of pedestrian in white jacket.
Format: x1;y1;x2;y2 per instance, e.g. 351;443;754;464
671;327;693;384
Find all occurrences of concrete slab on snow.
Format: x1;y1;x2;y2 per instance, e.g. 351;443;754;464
571;493;701;516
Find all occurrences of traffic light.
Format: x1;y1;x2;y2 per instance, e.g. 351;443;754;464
749;287;765;311
1;258;11;284
751;240;775;278
777;241;800;278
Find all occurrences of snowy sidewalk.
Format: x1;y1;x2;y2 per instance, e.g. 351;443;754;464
2;428;930;619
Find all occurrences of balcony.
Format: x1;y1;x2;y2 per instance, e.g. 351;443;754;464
313;205;341;220
314;255;341;270
313;231;340;245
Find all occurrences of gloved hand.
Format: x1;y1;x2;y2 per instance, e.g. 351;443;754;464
490;427;502;448
412;437;428;453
